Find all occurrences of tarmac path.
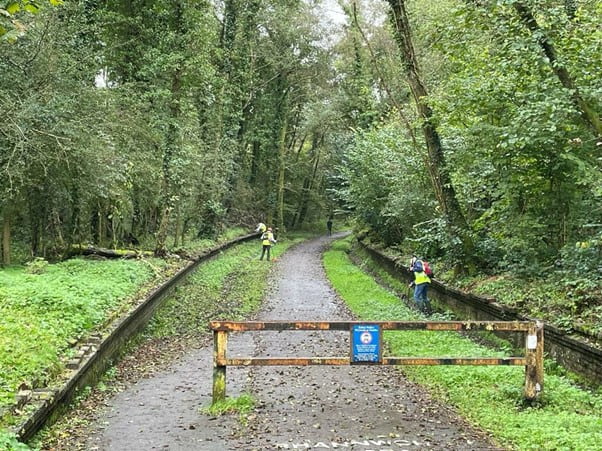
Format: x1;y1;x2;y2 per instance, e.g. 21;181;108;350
85;233;500;450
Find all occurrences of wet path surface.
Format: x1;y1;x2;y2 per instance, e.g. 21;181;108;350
87;234;499;450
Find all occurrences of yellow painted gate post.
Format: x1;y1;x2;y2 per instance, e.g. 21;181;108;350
212;330;228;404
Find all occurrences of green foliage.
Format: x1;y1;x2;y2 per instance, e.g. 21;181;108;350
0;0;62;42
336;123;437;247
446;264;602;336
324;237;602;450
327;0;602;335
558;233;602;281
196;200;227;239
332;0;602;279
0;430;31;450
1;0;600;390
0;258;163;413
0;0;337;263
426;0;602;268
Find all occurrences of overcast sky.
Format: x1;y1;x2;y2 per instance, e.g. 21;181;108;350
316;0;347;26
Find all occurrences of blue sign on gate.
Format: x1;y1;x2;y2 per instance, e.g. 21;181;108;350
351;324;382;363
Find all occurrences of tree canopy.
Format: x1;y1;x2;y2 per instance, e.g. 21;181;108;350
1;0;600;281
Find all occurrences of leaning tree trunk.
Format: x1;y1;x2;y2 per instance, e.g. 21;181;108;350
386;0;476;272
512;2;602;138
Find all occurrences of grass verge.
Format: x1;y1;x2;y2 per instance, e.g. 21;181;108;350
323;237;602;450
145;234;309;338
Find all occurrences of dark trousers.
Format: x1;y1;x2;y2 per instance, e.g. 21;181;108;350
260;245;271;261
414;283;431;313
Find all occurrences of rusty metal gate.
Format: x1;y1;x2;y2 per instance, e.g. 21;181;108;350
209;320;544;403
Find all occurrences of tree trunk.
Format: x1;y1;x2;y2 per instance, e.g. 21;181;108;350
173;204;181;248
249;140;261;184
513;2;601;137
296;137;321;227
2;209;10;265
96;204;105;247
155;205;171;256
155;3;183;257
69;184;81;249
386;0;476;272
351;2;419;150
276;113;288;231
69;245;152;259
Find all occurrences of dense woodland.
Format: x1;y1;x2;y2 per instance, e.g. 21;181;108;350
1;0;601;280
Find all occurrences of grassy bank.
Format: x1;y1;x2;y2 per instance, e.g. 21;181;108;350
323;237;602;450
0;259;169;410
0;228;266;447
32;232;310;450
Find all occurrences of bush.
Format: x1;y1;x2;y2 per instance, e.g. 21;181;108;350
557;235;602;280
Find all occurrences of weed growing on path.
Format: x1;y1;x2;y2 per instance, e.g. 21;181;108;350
201;393;256;425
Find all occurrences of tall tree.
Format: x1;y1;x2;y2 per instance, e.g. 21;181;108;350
385;0;476;271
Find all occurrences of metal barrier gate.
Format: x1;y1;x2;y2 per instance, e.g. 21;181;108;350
209;320;544;403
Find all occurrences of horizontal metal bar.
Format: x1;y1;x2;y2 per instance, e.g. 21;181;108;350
220;356;527;366
383;357;527;366
209;320;533;332
221;357;350;366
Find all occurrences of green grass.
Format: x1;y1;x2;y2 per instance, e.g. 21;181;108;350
146;234;307;338
0;259;167;414
201;393;255;418
323;237;602;451
0;430;30;451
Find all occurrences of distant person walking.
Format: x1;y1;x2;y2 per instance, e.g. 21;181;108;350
259;227;277;261
409;256;432;314
326;217;333;236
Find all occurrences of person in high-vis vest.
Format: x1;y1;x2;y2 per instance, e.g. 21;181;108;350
259;227;277;261
409;256;431;314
